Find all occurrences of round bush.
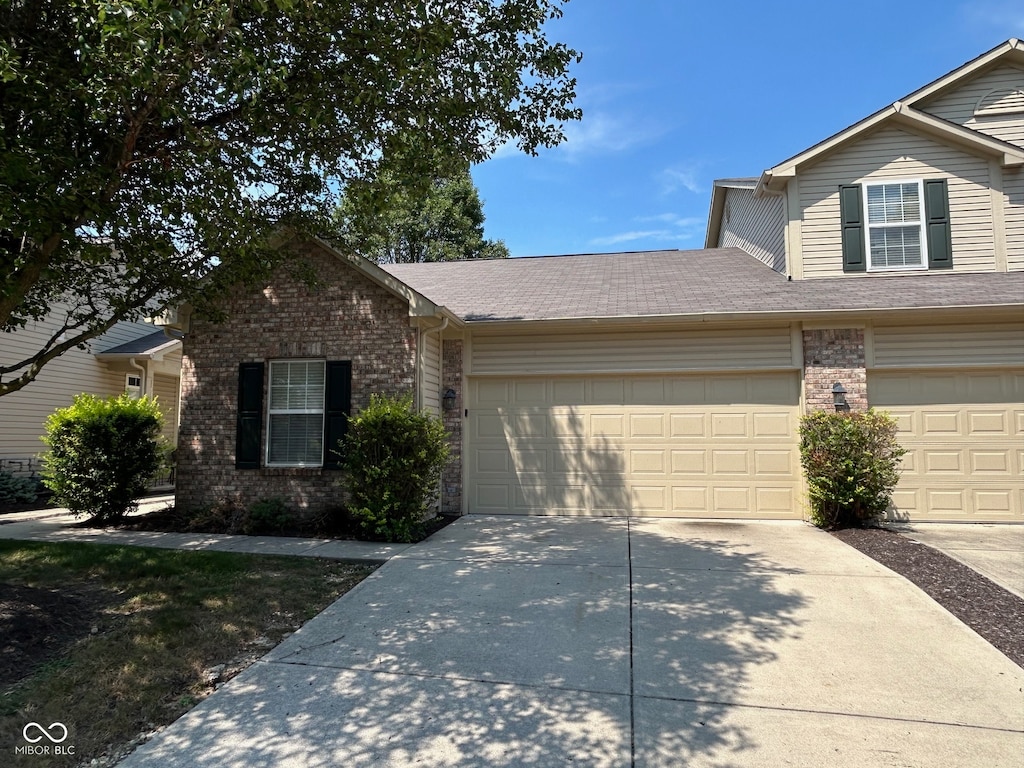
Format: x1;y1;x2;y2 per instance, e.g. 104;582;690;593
799;409;908;529
41;393;165;523
342;393;450;542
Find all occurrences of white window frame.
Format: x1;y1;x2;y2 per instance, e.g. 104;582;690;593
125;374;143;399
265;359;326;468
863;179;929;272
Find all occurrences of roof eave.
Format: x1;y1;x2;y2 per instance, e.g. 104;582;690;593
461;302;1024;330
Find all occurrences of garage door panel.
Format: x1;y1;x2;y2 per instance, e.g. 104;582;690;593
968;411;1010;435
670;413;706;437
869;370;1024;521
468;372;801;518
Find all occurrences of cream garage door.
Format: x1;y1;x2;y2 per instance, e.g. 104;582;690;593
869;370;1024;521
467;372;801;517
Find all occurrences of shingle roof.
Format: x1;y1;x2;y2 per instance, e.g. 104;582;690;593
96;330;179;356
381;248;1024;323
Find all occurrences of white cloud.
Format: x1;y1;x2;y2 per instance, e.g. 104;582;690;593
659;165;704;195
590;230;672;246
590;212;706;247
554;111;664;159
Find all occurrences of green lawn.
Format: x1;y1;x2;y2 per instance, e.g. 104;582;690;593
0;541;375;766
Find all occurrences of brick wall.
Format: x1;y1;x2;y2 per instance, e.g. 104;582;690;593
175;240;417;513
441;339;463;515
802;328;867;412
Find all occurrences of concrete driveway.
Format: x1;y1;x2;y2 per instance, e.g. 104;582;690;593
120;517;1023;767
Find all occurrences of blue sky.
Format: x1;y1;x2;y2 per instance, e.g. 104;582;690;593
471;0;1024;257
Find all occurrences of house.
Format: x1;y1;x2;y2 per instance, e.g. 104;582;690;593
172;39;1024;523
0;305;183;479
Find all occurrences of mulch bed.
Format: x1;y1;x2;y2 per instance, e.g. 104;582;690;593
832;526;1024;669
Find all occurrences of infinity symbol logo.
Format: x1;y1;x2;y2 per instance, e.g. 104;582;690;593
23;722;69;744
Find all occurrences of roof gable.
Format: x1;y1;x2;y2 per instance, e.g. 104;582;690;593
758;40;1024;193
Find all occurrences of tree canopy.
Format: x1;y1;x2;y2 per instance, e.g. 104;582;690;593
331;165;509;264
0;0;579;395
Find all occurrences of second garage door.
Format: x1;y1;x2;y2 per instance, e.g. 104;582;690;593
466;372;801;517
868;370;1024;521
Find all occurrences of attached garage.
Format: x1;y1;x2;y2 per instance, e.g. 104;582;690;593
464;324;803;518
868;323;1024;522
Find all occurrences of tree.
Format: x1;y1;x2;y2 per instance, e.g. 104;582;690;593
331;164;510;263
0;0;580;396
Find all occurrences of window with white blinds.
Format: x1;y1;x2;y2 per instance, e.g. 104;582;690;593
864;181;927;270
266;360;325;466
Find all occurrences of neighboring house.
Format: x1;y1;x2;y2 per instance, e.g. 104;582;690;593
0;304;183;478
172;39;1024;523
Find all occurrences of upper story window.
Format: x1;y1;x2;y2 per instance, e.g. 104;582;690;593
266;360;325;467
839;178;951;274
864;181;926;271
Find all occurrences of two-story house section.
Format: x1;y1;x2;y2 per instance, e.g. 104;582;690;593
708;39;1024;522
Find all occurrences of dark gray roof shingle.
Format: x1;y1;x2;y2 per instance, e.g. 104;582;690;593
97;330;178;356
382;248;1024;322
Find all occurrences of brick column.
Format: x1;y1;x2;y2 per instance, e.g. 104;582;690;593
441;340;464;515
802;328;867;412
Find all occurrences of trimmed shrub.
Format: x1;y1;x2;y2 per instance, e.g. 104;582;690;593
244;497;294;534
0;469;41;506
41;393;165;523
799;409;908;529
342;393;450;542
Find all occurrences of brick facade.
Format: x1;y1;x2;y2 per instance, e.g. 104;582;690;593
175;241;417;513
441;339;464;515
801;328;867;412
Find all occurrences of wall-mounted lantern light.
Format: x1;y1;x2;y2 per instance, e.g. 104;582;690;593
442;388;457;411
832;382;850;412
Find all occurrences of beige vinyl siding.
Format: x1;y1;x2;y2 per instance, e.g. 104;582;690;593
152;373;180;446
919;63;1024;147
716;187;787;273
470;325;796;376
0;312;151;460
467;372;801;517
0;307;176;460
420;329;442;415
1008;167;1024;269
871;323;1024;368
798;126;996;278
869;370;1023;521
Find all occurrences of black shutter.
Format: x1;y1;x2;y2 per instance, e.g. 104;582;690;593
924;178;953;269
839;184;866;272
323;361;352;469
236;362;264;469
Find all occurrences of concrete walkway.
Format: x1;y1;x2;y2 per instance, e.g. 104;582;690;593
894;523;1024;600
0;498;411;561
90;516;1021;768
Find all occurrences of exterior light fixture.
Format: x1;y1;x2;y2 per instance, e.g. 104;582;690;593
832;382;850;412
442;388;457;411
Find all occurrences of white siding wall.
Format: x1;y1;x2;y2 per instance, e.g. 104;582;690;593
919;63;1024;147
470;325;796;376
716;187;787;273
798;126;996;279
0;307;171;460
